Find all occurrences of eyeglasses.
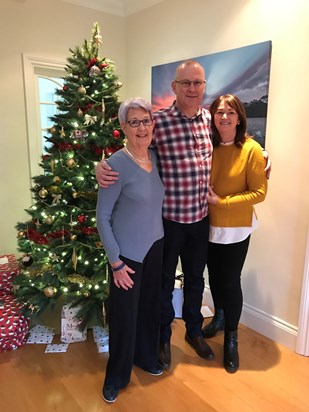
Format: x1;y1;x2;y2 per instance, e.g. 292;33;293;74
174;80;206;89
127;118;153;128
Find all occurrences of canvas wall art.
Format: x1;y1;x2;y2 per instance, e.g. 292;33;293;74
151;41;272;147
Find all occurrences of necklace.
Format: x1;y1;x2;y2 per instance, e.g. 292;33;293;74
220;139;235;145
124;147;152;164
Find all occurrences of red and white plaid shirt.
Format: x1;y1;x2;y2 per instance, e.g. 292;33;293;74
152;102;213;224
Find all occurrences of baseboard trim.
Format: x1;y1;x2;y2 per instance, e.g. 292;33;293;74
203;287;298;351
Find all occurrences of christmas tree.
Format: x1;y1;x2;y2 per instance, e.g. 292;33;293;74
14;23;124;329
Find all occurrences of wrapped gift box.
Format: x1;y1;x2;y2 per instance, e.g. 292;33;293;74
0;254;20;294
172;270;184;319
61;304;87;343
0;292;29;352
93;325;109;353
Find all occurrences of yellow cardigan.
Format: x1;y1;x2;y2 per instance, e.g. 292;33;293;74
209;138;267;228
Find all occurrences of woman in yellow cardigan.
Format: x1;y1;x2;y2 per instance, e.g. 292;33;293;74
202;94;267;373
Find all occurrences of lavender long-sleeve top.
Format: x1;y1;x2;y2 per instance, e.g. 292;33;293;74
96;149;164;264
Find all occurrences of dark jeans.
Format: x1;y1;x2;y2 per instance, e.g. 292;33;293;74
207;235;250;331
105;238;164;390
160;216;209;341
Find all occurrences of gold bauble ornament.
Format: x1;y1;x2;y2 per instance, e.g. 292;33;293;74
44;215;54;225
84;291;90;297
17;230;26;238
77;109;83;117
49;185;61;194
70;234;77;241
49;126;57;134
77;85;86;95
72;191;78;198
53;176;61;184
39;188;48;198
66;158;76;168
44;286;56;297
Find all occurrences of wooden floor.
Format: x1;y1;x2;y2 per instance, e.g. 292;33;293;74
1;319;308;412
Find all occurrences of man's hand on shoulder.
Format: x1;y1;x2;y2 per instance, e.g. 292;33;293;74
95;160;119;188
262;149;272;180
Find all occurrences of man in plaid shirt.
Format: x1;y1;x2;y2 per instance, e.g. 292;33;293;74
152;61;214;368
96;60;215;369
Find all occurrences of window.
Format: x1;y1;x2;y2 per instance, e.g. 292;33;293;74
23;55;66;180
37;76;64;153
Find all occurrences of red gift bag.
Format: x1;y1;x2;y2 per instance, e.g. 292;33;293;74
0;254;20;294
0;292;29;352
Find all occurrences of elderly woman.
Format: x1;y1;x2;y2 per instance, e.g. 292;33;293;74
96;98;165;403
202;94;267;373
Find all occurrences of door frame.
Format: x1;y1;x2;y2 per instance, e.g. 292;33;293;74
296;227;309;355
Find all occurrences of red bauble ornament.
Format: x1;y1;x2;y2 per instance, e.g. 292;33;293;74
113;130;120;139
104;147;113;156
86;58;97;68
105;146;121;157
77;215;86;224
94;146;103;156
63;85;68;91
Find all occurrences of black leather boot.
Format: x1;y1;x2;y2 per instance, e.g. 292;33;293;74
224;329;239;374
158;341;171;370
202;308;225;338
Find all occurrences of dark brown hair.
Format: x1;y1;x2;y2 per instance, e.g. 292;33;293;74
209;94;252;148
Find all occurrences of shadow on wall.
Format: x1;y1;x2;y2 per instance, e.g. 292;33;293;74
203;267;281;370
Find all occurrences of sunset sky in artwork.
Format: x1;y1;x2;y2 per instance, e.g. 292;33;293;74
151;41;271;112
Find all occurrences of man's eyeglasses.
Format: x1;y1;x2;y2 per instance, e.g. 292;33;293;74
174;80;206;89
127;118;153;128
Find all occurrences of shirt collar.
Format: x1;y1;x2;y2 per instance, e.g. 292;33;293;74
171;100;202;120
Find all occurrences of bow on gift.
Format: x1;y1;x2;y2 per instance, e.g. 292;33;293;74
84;114;97;125
52;194;62;205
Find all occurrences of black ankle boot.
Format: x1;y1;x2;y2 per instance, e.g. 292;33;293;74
202;308;225;338
224;329;239;374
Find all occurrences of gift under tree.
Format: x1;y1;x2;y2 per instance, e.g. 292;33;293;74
14;22;124;329
0;254;29;351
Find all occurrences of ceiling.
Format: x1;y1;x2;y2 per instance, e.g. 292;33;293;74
59;0;164;16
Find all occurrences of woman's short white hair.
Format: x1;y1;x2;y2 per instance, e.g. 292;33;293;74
118;97;153;123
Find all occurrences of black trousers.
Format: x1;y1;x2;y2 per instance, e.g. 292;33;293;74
207;235;250;331
105;238;164;390
160;216;209;341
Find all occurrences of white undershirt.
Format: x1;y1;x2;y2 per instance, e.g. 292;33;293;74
209;212;258;244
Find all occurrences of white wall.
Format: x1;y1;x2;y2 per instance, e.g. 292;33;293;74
124;0;309;350
0;0;126;253
1;0;308;350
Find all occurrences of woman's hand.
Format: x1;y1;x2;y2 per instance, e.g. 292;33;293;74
206;186;219;205
95;160;119;188
263;150;272;179
112;262;135;290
